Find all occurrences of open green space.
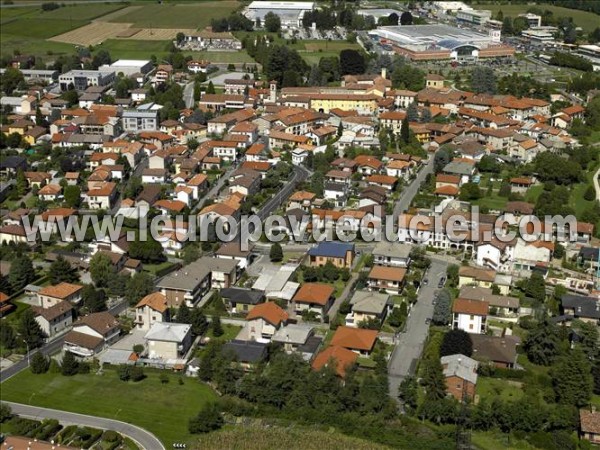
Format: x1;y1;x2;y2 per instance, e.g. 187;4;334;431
0;368;217;446
479;3;600;32
108;1;240;29
472;431;538;450
476;377;524;402
1;18;87;39
191;424;392;449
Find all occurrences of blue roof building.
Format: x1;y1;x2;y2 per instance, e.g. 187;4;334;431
308;241;355;268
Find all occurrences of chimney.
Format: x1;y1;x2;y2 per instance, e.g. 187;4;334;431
381;67;387;79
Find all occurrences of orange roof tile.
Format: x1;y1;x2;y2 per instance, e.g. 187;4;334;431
38;282;82;299
330;326;378;352
293;283;335;306
312;345;358;377
452;298;489;316
246;302;288;326
136;292;168;313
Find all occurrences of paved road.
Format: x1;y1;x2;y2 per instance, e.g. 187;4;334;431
393;157;434;221
594;167;600;202
183;82;195;109
0;300;128;383
5;402;164;450
256;165;311;220
388;258;448;400
327;272;359;320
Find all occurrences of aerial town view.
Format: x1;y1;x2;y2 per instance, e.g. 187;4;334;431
1;0;600;448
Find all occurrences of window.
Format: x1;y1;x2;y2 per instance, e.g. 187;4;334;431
470;315;474;320
469;324;474;330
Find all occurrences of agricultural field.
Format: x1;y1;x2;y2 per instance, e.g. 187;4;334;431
479;3;600;32
48;21;131;46
0;368;217;447
109;1;240;29
1;18;87;39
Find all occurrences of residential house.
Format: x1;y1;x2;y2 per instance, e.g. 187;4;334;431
330;326;378;356
156;261;211;307
63;312;120;357
215;241;255;271
312;345;358;377
307;241;355;269
458;266;496;289
471;334;520;369
441;354;479;401
459;286;520;316
37;282;82;308
561;294;600;324
579;408;600;445
135;292;170;330
86;182;117;210
452;298;488;334
287;191;316;212
37;184;62;202
347;290;391;327
0;224;37;246
221;287;264;314
32;301;73;337
292;283;335;320
272;323;321;359
145;322;192;360
243;302;289;343
373;241;411;268
222;340;268;371
367;265;406;295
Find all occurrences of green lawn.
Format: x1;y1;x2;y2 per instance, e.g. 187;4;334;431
472;193;508;212
479;3;600;32
570;162;600;217
0;369;217;447
1;18;87;39
108;1;240;29
0;4;125;22
472;431;538;450
524;185;544;203
476;377;524;402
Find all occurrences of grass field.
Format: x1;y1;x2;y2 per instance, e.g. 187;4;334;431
191;425;392;450
1;18;87;39
109;1;240;29
1;369;216;446
476;377;524;402
479;3;600;32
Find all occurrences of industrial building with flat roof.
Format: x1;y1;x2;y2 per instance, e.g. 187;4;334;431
245;1;315;27
370;24;514;61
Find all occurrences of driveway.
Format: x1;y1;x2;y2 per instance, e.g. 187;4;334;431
388;258;448;400
5;402;165;450
393;157;434;221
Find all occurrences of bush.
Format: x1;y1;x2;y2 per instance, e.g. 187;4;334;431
30;352;50;374
133;344;144;354
188;404;223;434
130;366;145;382
117;365;130;381
102;430;120;442
0;403;12;423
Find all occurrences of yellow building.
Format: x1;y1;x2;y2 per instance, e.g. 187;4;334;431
309;94;378;114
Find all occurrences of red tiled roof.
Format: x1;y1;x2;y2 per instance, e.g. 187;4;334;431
330;326;378;352
246;302;288;326
312;345;358;377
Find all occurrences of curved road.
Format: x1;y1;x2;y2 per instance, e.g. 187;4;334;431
5;402;164;450
593;167;600;202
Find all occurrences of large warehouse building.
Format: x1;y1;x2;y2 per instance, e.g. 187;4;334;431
369;24;514;61
244;1;315;27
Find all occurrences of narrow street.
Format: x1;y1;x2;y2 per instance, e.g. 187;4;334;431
388;259;448;400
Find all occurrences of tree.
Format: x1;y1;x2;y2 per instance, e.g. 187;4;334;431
188;404;223;434
129;235;165;263
584;185;596;201
400;11;413;25
421;107;432;123
211;315;224;337
264;12;281;32
30;352;49;374
0;67;24;95
459;182;482;201
63;185;81;208
190;309;209;336
177;302;192;324
206;81;215;94
387;12;399;25
269;242;283;262
130;366;145;382
421;357;447;400
0;403;12;423
125;272;153;306
523;272;546;303
571;320;599;359
434;148;451;173
82;285;107;313
399;376;418;410
440;329;473;357
176;32;185;44
339;49;366;75
400;116;409;144
16;169;27;196
551;350;592;407
61;351;79;376
0;323;16;349
432;290;451;325
89;252;113;288
407;101;419;122
524;320;562;366
48;256;79;285
470;67;497;94
9;255;35;292
18;309;44;348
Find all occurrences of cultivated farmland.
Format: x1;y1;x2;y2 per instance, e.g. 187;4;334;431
109;1;241;29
